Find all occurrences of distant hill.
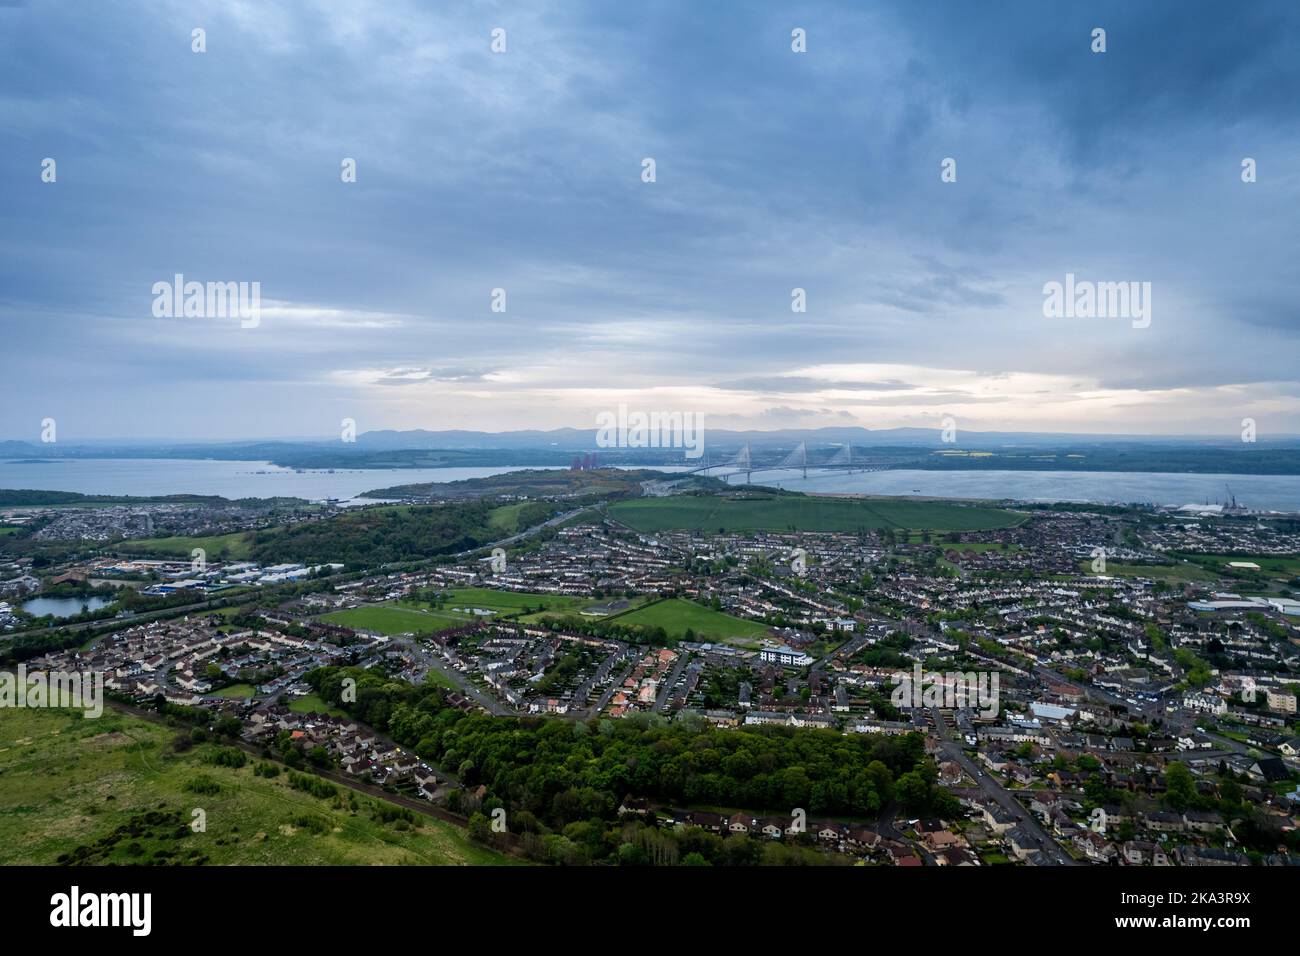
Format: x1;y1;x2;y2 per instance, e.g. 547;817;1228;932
2;428;1299;476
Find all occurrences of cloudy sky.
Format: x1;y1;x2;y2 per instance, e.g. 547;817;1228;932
2;0;1298;442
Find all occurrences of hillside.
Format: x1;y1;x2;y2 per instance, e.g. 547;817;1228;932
0;707;512;866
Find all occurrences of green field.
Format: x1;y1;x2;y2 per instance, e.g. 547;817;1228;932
0;525;20;537
288;693;349;717
1174;553;1300;583
210;604;253;618
519;595;656;626
613;598;773;646
1081;560;1219;584
209;682;256;699
488;502;529;533
608;494;1025;533
321;603;472;636
0;707;513;865
435;588;594;616
118;531;255;560
420;668;460;691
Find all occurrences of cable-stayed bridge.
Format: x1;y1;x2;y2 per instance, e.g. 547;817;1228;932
681;442;885;483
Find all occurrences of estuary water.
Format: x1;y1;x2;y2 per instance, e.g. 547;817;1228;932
749;468;1300;511
2;458;1298;511
0;459;566;502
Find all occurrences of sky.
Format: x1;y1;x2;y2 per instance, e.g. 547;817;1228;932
2;0;1298;442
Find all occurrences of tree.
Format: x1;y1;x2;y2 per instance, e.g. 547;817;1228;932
1164;762;1196;812
467;812;491;843
894;770;931;812
617;842;650;866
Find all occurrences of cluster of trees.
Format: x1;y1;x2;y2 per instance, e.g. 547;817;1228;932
246;499;563;568
473;815;854;867
0;628;87;665
1074;761;1300;857
849;631;913;669
1165;762;1300;856
306;665;958;865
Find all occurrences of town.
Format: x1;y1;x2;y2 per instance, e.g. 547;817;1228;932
3;481;1299;867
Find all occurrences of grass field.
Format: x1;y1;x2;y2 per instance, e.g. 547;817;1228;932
434;588;594;616
488;502;529;533
118;531;255;560
1081;560;1219;583
1174;553;1300;583
288;693;349;717
321;603;472;636
613;598;773;645
608;494;1024;533
210;604;253;618
209;683;256;699
0;707;513;866
519;595;656;626
420;668;460;691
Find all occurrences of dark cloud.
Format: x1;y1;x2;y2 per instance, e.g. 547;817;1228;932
0;0;1296;437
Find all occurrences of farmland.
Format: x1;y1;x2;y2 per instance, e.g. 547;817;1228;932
608;494;1025;534
0;707;512;866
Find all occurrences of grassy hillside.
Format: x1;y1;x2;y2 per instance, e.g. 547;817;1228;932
608;494;1024;533
0;707;513;866
118;530;256;559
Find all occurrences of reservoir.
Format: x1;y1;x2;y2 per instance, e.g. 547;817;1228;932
21;595;115;618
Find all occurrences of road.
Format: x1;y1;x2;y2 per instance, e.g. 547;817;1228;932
930;707;1077;866
654;654;690;712
396;636;519;716
452;506;590;557
593;659;637;714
